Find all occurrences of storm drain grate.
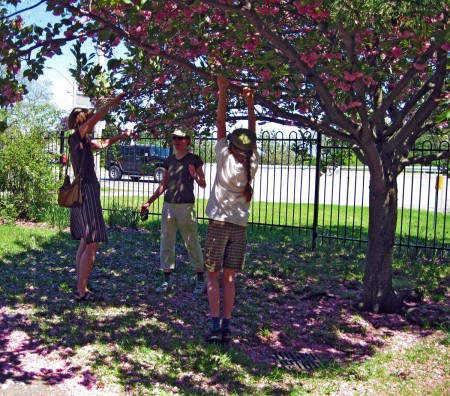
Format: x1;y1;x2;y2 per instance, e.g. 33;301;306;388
273;352;321;371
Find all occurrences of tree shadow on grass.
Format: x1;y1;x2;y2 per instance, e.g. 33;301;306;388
0;223;447;395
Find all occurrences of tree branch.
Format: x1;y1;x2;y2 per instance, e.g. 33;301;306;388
1;30;101;64
388;48;448;152
373;40;442;123
202;0;359;135
401;150;450;168
70;4;355;138
1;0;46;20
338;25;370;138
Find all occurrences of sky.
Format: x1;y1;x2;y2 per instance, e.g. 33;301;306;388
14;1;98;112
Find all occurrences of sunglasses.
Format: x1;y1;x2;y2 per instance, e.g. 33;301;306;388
172;136;187;140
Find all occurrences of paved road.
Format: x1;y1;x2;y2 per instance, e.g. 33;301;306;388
97;165;449;213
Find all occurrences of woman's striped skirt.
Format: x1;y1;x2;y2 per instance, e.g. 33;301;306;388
70;182;108;244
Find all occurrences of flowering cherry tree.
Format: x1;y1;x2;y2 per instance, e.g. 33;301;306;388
1;0;449;313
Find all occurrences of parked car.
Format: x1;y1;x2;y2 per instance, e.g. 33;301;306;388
105;143;170;182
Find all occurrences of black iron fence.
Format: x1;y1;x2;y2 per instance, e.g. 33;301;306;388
93;131;449;253
2;130;449;253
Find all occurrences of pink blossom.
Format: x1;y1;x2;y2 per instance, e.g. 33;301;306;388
299;104;309;113
294;1;329;20
323;74;337;82
243;36;260;52
299;27;311;33
413;62;427;71
7;64;19;75
323;53;341;60
348;101;363;108
400;31;413;39
111;36;121;47
339;103;348;111
312;10;330;21
221;40;234;50
139;10;152;21
357;30;373;37
11;16;23;29
363;76;377;87
64;30;75;39
441;42;450;51
173;35;183;47
391;46;402;58
365;49;379;57
132;25;146;36
231;49;243;58
113;8;124;17
256;5;280;15
301;52;318;68
259;69;272;82
154;76;167;84
336;81;351;91
211;10;227;24
243;42;258;52
343;71;364;82
182;8;194;20
425;13;444;23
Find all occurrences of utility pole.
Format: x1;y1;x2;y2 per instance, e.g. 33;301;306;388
46;66;76;108
94;44;106;177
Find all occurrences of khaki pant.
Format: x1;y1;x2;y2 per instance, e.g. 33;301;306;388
160;202;203;271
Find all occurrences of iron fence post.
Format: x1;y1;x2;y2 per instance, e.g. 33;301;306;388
59;130;65;181
312;132;321;250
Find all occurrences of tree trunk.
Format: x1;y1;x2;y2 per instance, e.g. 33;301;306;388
359;176;403;313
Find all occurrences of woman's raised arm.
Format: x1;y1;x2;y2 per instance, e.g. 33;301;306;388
217;76;230;141
79;92;126;137
243;87;256;140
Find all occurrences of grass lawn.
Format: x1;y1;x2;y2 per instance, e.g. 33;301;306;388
0;220;449;395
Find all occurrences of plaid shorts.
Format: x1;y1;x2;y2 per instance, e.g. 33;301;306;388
204;219;247;272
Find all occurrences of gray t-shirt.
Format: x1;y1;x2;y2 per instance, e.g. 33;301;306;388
163;153;203;203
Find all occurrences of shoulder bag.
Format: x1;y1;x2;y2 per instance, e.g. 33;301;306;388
57;135;85;208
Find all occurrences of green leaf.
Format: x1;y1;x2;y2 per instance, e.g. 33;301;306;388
107;58;122;69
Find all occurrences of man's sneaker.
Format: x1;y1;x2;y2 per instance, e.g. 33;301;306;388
156;281;172;293
221;328;232;345
193;281;206;296
204;328;222;344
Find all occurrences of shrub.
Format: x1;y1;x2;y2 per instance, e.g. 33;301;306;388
107;204;140;229
0;130;59;220
40;205;71;230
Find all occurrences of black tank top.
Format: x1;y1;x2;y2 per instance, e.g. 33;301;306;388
68;129;98;183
